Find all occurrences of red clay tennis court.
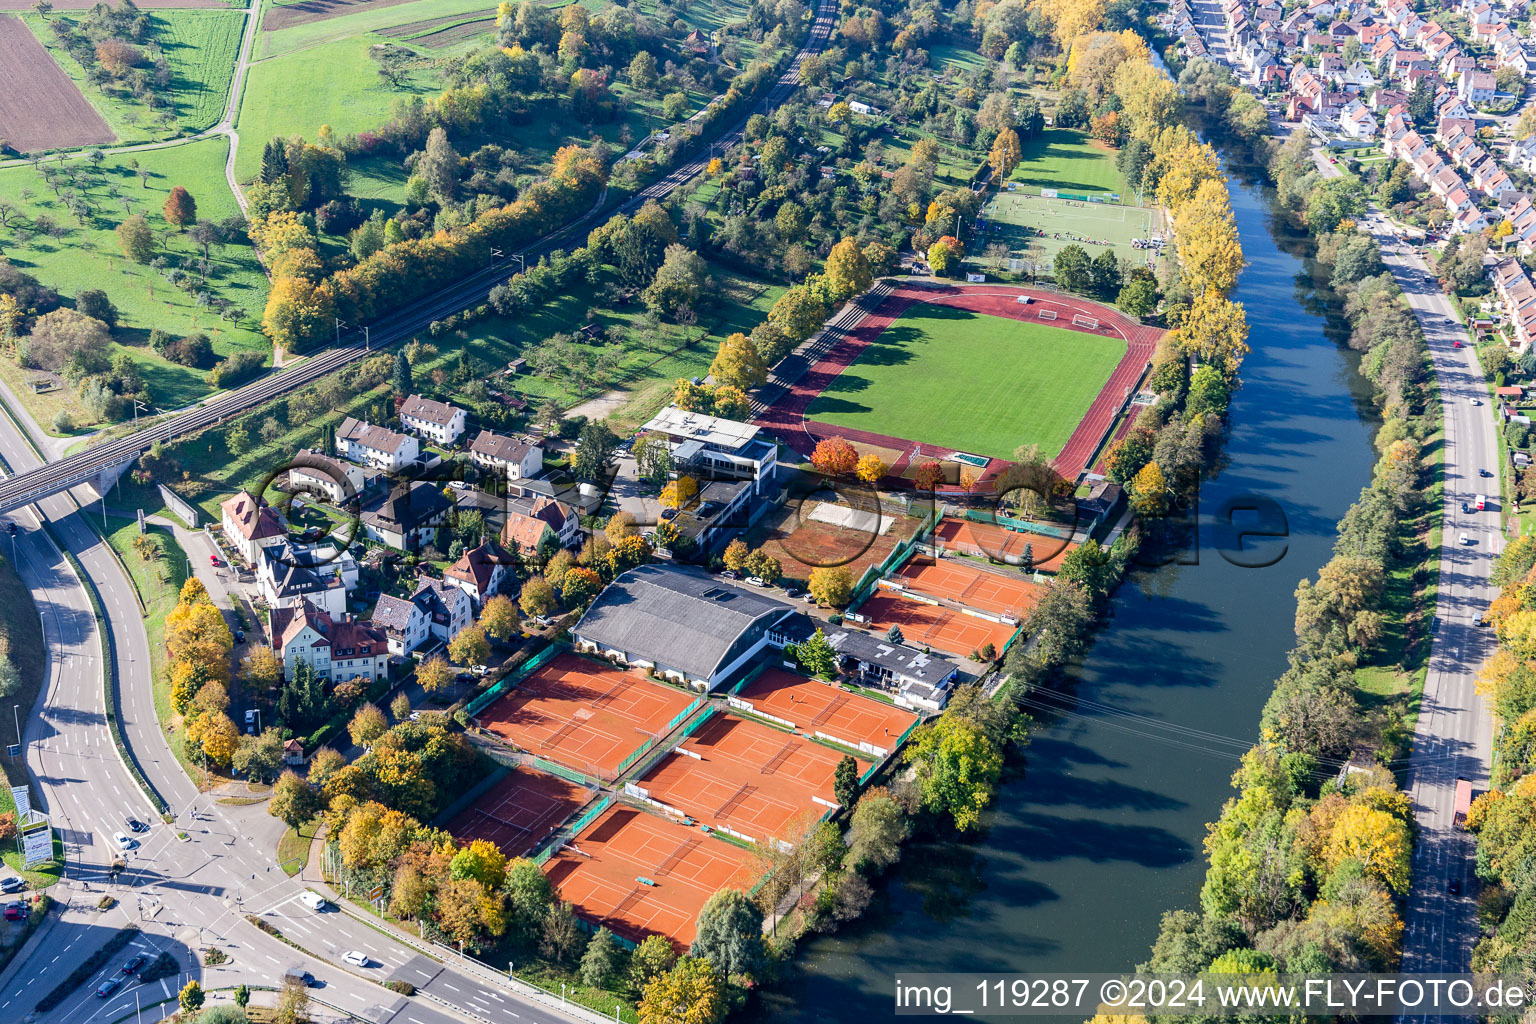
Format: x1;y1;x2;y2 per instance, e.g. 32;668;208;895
733;669;917;756
856;592;1018;659
635;713;864;844
933;518;1079;573
478;653;696;778
544;805;757;947
446;766;588;856
891;559;1043;618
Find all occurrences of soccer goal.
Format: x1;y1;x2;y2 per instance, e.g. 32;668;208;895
1073;315;1100;329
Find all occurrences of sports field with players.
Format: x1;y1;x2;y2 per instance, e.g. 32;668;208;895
976;190;1163;274
802;303;1125;461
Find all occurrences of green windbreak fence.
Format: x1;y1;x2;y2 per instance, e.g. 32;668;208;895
613;738;655;779
678;704;717;740
962;508;1069;539
533;757;590;786
466;643;560;717
728;663;770;696
532;844;554;866
848;506;945;609
569;794;612;838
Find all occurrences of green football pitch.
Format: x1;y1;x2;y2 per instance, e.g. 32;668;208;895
803;304;1126;460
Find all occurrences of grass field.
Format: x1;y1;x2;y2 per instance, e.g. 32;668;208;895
159;10;244;131
1007;127;1129;198
21;10;244;143
977;190;1163;276
0;138;270;431
803;304;1125;459
256;0;493;58
235;39;442;181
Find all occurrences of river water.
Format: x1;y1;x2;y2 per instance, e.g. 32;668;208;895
753;156;1382;1020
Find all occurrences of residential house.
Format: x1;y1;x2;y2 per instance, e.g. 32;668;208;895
1453;204;1492;234
500;496;579;555
1509;136;1536;175
1340;99;1378;138
399;395;468;447
286;450;376;505
412;576;473;645
256;541;358;616
1492;257;1536;352
270;599;390;684
468;430;543;481
444;540;513;608
219;491;286;565
337;418;419;473
371;593;430;657
1458;68;1496;104
361;481;451;551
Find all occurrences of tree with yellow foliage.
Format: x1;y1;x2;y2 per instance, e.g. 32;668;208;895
1167;290;1250;378
1066;30;1149;99
660;475;698;510
1172;179;1244;296
639;958;727;1024
166;595;232;669
1032;0;1108;46
1496;609;1536;662
1112;60;1180;142
989;128;1022;182
709;332;767;389
262;274;337;355
855;453;889;482
1325;803;1412;894
824;237;873;300
190;711;239;768
1129;461;1168;518
417;655;455;694
1154;139;1224;213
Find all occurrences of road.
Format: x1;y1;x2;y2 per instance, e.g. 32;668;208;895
1359;215;1497;982
1243;40;1499;985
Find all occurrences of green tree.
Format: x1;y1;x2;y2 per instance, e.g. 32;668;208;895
268;769;321;830
1057;539;1115;598
391;351;413;396
573;420;617;482
179;981;205;1016
260;137;290;185
502;857;555;943
846;788;909;873
629;934;678;990
580;926;623;988
234;984;251;1009
232;728;284;783
1090;249;1121;299
690;889;767;978
628;50;658;91
903;716;1004;830
833;754;860;808
1053;244;1092;293
791;628;839;678
116;214;154;263
1118;274;1158;318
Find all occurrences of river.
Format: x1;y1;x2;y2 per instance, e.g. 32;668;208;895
752;153;1382;1020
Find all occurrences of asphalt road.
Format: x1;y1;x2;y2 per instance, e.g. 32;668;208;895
1189;13;1497;985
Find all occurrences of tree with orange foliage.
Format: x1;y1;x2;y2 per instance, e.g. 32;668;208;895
811;437;859;476
163;187;196;231
911;461;945;490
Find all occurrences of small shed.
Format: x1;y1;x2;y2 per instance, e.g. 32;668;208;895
283;739;307;766
506;357;526;375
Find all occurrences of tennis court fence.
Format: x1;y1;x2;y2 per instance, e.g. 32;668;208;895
466;642;562;718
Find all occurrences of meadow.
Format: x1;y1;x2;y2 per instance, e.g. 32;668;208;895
1007;127;1130;198
20;9;245;143
0;138;270;431
803;304;1126;460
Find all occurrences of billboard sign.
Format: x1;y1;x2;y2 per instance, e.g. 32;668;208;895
22;824;51;868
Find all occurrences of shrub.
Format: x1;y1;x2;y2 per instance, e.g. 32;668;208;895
385;980;416;996
152;331;214;368
208;350;267;389
75;289;118;327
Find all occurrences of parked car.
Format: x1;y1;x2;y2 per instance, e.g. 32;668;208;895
341;950;370;968
95;977;122;998
720;570;740;580
209;554;220;566
745;576;767;588
244;710;256;725
0;876;25;894
1453;340;1463;348
2;902;23;921
235;629;245;643
121;954;147;975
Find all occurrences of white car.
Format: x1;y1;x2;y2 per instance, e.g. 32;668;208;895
112;832;135;852
299;891;327;911
341;950;370;968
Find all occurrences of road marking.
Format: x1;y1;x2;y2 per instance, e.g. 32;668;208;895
443;983;461;992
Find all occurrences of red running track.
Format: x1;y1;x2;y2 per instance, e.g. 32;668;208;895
753;283;1162;482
